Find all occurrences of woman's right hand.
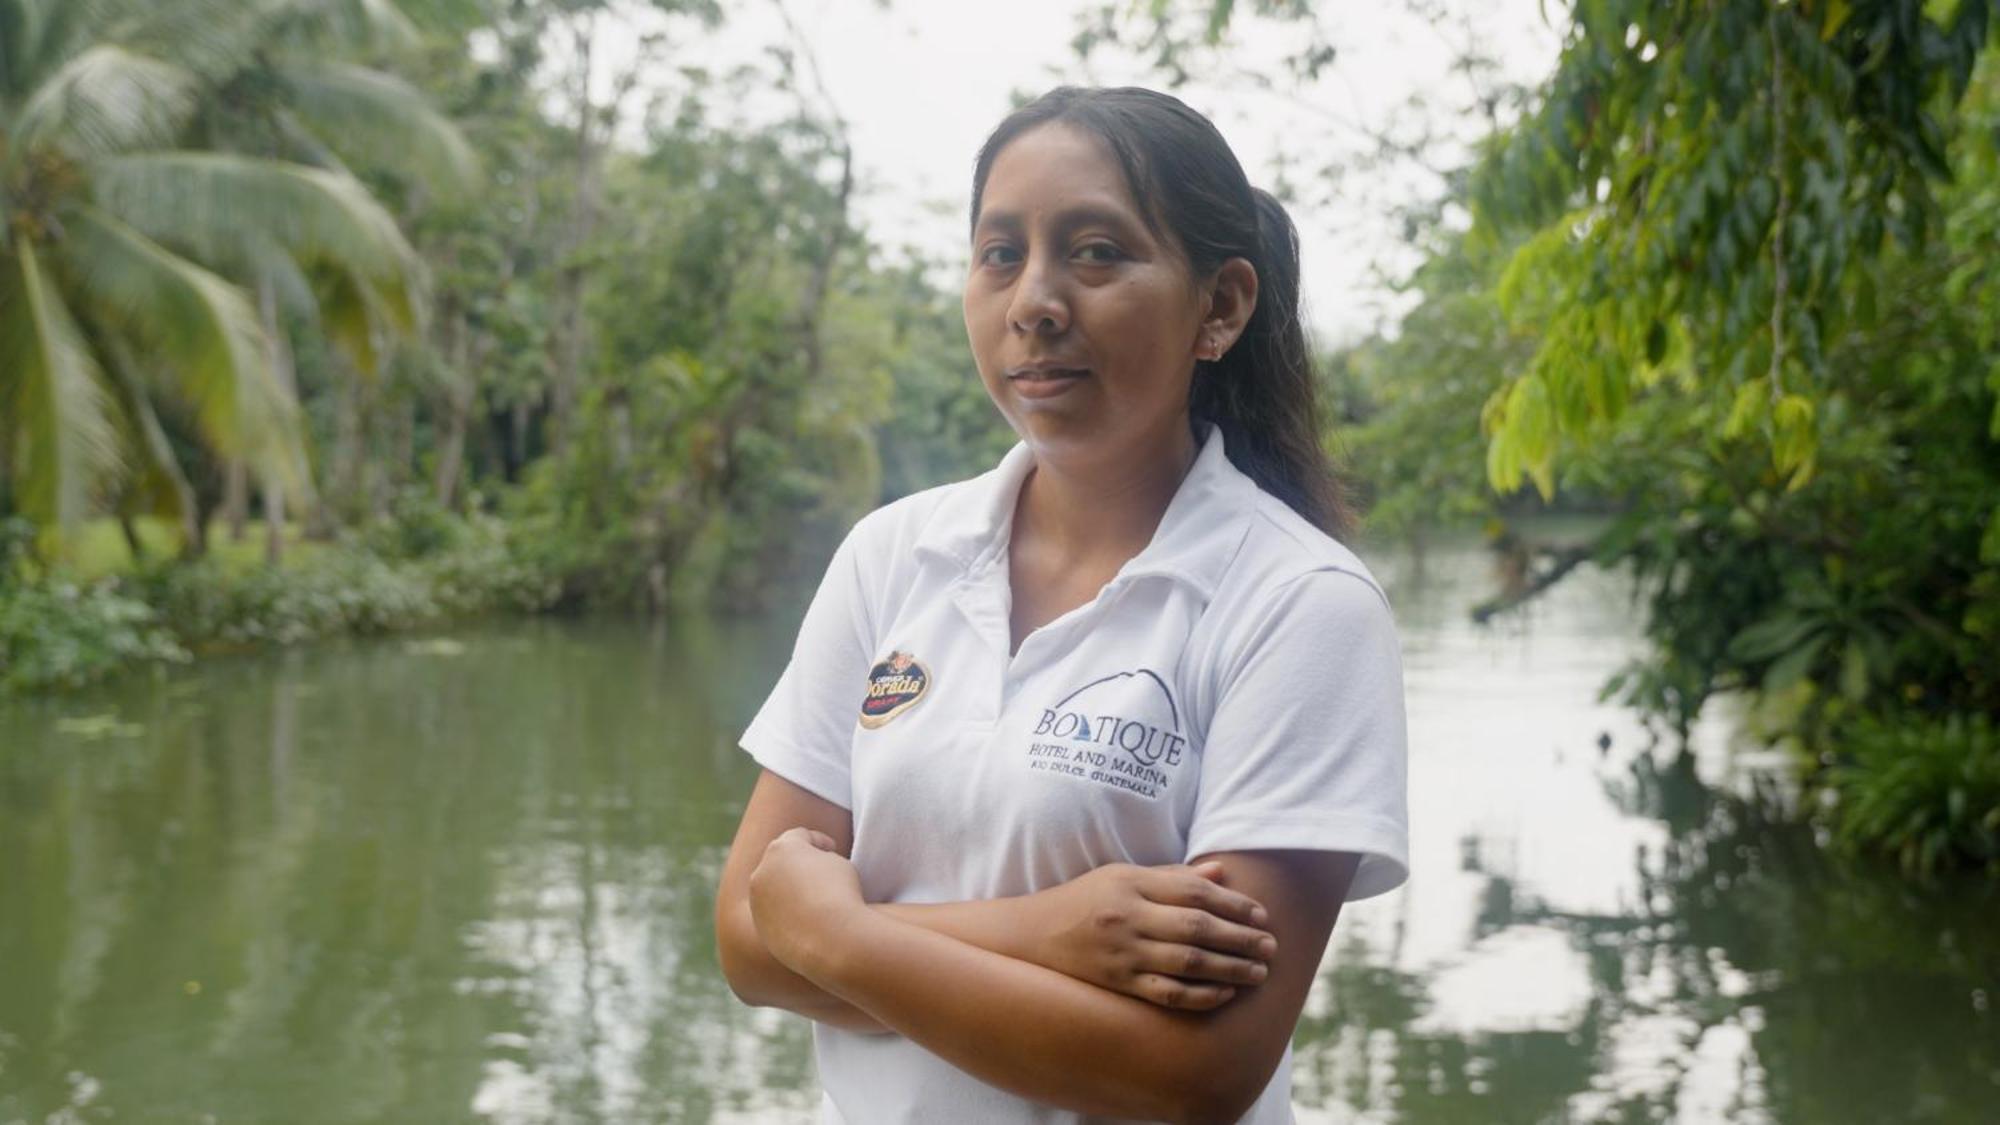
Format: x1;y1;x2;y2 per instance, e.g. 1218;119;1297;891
1030;860;1277;1011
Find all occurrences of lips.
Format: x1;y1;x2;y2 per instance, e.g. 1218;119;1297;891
1005;363;1091;381
1006;364;1090;399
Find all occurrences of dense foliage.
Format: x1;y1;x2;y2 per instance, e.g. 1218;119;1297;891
1119;0;1999;872
1;0;1007;663
0;0;461;540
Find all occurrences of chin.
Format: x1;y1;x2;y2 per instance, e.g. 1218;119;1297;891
1011;416;1110;464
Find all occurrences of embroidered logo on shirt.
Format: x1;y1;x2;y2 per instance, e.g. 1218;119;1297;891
858;650;931;729
1025;669;1188;800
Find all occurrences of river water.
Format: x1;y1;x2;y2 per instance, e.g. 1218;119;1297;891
3;526;1995;1123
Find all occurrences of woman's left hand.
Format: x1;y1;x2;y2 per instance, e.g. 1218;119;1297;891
747;826;866;976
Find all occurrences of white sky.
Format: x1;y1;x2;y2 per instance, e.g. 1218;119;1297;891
563;0;1564;345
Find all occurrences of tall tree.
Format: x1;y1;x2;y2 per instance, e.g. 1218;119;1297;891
0;0;442;552
193;0;475;557
1472;0;1992;496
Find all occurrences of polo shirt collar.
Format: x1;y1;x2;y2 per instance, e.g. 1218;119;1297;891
913;420;1257;598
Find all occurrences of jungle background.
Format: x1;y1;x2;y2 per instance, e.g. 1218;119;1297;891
2;2;1998;1121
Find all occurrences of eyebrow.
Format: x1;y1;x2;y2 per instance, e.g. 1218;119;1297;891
972;204;1143;240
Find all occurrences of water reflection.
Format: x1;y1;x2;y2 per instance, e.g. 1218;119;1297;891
1305;527;2000;1123
1;528;1994;1123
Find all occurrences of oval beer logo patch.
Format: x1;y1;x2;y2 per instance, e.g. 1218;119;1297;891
859;650;930;729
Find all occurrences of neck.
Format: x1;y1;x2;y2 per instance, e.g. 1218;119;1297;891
1013;419;1201;566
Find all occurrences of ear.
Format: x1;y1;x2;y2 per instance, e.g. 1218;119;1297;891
1193;258;1259;361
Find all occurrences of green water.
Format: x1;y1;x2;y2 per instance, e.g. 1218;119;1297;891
3;530;1996;1123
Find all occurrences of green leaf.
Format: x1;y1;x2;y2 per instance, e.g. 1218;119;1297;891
1724;380;1765;439
276;61;480;193
1763;631;1829;694
1204;0;1235;44
63;207;303;484
1730;612;1821;662
1772;392;1816;475
0;240;121;525
92;151;424;327
1840;640;1870;701
93;152;415;280
10;44;200;160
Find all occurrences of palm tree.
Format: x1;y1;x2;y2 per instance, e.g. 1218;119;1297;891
0;0;471;554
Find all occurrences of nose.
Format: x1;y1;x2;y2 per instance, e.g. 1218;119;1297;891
1006;253;1069;337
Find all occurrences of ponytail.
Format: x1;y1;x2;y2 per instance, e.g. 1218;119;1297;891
1190;189;1355;542
970;87;1357;542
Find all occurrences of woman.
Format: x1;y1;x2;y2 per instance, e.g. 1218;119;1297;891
715;86;1408;1124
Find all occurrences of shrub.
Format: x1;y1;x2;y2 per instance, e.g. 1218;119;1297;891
417;518;566;616
0;518;574;696
0;580;188;693
1822;711;2000;876
365;487;468;561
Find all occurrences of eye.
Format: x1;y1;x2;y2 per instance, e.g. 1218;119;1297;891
1075;241;1125;264
978;243;1022;268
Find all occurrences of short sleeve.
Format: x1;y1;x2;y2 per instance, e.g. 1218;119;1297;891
1184;568;1410;901
737;520;878;810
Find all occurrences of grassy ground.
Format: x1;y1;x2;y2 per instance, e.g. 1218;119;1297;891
40;518;333;581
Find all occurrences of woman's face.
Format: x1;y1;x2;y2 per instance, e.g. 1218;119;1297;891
963;123;1208;468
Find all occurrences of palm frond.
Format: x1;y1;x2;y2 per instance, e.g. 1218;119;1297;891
63;205;303;487
11;45;200;161
83;0;258;86
260;0;419;52
2;0;106;94
276;61;479;192
0;240;120;524
97;331;196;528
318;261;391;377
242;232;322;325
91;151;423;302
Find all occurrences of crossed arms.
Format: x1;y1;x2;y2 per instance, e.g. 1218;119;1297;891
713;770;1360;1125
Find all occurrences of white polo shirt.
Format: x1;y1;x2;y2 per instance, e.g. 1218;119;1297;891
739;420;1409;1124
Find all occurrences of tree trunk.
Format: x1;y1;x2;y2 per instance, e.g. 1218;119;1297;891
549;12;603;455
259;275;302;566
331;366;365;526
797;141;854;394
394;397;416;496
510;399;530;480
434;313;477;511
435;392;472;510
223;459;248;541
186;490;212;559
118;514;145;562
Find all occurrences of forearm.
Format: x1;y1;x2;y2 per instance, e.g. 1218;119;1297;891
796;907;1247;1124
874;894;1042;961
717;894;889;1033
723;891;1050;1032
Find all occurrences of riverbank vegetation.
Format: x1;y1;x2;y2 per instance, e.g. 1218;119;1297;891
1117;0;1999;873
2;0;1009;681
3;1;1996;872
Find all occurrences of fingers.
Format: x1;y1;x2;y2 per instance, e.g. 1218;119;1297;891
1133;939;1269;987
1142;904;1277;962
767;827;839;853
1142;867;1271;929
1128;972;1236;1012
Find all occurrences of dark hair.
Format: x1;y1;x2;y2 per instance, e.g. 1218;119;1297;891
968;86;1355;541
